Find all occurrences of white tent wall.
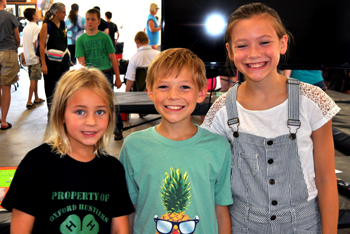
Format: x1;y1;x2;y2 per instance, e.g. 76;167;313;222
59;0;161;60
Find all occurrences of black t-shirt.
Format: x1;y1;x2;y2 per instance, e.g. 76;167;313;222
98;19;109;32
107;22;118;45
2;143;134;233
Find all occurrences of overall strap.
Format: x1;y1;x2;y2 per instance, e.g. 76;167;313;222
226;84;240;138
287;78;301;140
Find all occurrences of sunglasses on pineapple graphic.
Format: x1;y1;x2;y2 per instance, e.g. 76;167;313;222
154;215;199;234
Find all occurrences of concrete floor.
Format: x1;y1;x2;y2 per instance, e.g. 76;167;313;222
0;67;201;167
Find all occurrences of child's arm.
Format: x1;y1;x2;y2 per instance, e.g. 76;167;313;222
111;215;129;234
77;57;86;66
313;120;338;234
11;208;35;234
108;53;122;89
215;205;231;234
39;23;48;75
128;205;136;234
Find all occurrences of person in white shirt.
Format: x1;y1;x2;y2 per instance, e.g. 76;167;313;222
23;8;45;109
124;31;160;92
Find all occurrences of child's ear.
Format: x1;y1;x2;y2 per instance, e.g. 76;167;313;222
226;43;234;61
197;85;207;103
147;85;154;101
280;35;288;55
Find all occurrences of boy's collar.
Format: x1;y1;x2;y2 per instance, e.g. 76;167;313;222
85;29;99;36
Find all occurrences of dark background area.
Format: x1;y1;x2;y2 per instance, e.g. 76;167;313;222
161;0;350;70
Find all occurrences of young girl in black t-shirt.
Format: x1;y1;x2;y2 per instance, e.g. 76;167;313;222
2;67;134;233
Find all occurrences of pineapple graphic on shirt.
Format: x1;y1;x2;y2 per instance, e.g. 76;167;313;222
154;167;199;234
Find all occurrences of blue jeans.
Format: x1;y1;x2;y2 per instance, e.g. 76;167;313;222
103;70;123;133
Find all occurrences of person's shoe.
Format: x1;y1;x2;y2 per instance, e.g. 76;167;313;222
1;122;12;130
34;98;45;103
114;131;124;141
26;103;36;109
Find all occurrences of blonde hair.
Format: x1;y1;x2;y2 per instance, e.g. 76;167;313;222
43;2;65;23
134;31;149;44
46;67;116;156
149;3;159;14
225;3;291;68
146;48;207;90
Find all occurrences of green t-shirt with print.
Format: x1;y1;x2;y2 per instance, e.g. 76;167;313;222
119;126;233;234
76;31;115;71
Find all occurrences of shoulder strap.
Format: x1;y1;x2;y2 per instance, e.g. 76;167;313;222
287;78;301;140
226;84;240;138
46;21;51;35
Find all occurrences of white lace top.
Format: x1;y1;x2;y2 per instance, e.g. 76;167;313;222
202;82;340;201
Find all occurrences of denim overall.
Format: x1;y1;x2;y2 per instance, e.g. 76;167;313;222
226;79;322;234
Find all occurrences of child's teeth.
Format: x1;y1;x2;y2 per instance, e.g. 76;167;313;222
249;62;265;68
167;106;182;110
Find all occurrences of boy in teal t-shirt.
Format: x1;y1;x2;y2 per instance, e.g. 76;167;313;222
119;48;233;234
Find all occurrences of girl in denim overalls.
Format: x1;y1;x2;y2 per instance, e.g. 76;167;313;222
202;3;340;233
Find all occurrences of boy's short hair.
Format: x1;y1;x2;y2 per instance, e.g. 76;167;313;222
134;31;149;44
146;48;208;90
86;8;100;20
23;8;36;21
105;11;112;19
47;67;116;156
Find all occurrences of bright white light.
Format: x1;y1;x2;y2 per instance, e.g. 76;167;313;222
205;14;226;36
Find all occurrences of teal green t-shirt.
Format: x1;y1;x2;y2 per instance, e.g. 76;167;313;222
119;126;233;234
75;31;115;70
290;70;323;85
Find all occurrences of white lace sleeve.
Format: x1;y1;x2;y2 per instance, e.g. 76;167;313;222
202;93;227;129
300;83;340;128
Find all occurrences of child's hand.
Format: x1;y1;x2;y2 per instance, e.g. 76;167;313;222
115;79;123;89
41;64;48;75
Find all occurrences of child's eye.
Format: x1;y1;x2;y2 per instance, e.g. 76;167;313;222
75;110;84;115
96;110;106;115
237;45;246;48
261;41;270;45
158;85;168;89
181;85;191;90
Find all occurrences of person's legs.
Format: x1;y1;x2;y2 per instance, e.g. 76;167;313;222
33;80;40;100
26;80;37;107
0;50;19;128
27;65;36;107
0;85;11;128
43;71;60;118
30;63;42;101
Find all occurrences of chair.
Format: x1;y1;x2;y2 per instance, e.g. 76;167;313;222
122;66;162;130
133;67;148;91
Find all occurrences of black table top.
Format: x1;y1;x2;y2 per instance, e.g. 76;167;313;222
115;92;219;115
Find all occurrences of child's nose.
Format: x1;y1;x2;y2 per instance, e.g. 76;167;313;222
85;114;97;125
167;88;180;99
248;45;261;58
